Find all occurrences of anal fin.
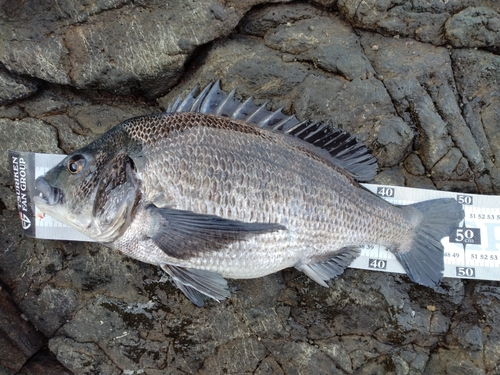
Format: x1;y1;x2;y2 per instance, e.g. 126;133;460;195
161;264;230;307
297;247;361;287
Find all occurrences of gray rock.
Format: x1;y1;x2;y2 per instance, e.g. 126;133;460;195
1;1;500;374
240;3;326;37
338;2;500;46
474;285;500;373
0;286;45;374
404;153;426;176
49;337;122;375
372;167;406;186
0;68;38;105
0;103;25;120
360;32;485;190
452;48;500;192
265;339;341;374
445;7;500;52
17;349;73;375
0;118;61;185
402;172;437;190
19;285;79;337
263;15;374;80
0;0;267;96
198;337;268;374
338;0;452;44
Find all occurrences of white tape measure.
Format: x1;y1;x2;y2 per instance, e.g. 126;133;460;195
353;184;500;281
9;151;500;281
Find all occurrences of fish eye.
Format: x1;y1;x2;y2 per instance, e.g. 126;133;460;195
67;155;86;174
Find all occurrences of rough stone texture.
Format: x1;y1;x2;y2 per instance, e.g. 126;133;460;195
0;118;61;185
0;1;499;374
360;31;485;191
445;7;500;52
338;0;500;45
0;285;45;373
0;68;38;105
452;48;500;193
0;0;289;97
16;349;73;375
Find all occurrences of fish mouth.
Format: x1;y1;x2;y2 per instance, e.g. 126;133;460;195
34;177;63;206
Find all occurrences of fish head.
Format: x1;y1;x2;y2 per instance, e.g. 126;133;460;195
34;136;141;243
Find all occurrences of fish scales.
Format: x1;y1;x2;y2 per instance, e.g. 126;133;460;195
120;113;413;275
33;82;465;307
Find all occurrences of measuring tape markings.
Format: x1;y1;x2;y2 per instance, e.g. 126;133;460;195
357;184;500;281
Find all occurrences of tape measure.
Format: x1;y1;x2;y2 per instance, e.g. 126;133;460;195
354;184;500;281
9;151;500;281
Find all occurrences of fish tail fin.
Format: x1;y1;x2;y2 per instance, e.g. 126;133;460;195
395;198;464;287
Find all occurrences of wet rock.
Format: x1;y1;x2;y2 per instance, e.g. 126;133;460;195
17;349;73;375
404;153;426;176
263;14;374;80
338;0;453;44
240;3;326;37
0;118;61;185
49;337;122;375
360;32;485;189
0;68;38;105
0;285;45;374
474;285;500;373
198;337;268;374
19;285;79;337
452;48;500;192
0;0;259;96
445;7;500;52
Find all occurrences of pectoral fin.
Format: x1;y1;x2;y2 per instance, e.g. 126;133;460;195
297;247;361;287
147;205;286;259
161;264;230;307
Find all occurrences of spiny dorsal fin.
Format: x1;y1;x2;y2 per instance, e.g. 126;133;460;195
166;81;378;181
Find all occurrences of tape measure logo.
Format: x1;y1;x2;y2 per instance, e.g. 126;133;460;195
20;212;31;230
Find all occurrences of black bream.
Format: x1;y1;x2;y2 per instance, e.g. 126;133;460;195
34;81;465;307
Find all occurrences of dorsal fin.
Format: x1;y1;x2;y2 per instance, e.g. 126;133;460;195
166;81;378;181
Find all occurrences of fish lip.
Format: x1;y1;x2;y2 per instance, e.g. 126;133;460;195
34;177;63;206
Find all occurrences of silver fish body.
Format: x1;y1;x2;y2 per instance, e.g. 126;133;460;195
34;82;465;306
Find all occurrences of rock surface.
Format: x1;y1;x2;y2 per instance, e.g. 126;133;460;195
0;285;45;373
1;1;499;374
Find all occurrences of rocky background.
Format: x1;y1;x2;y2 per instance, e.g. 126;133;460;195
1;0;500;374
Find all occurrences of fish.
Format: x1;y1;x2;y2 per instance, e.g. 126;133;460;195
33;81;465;307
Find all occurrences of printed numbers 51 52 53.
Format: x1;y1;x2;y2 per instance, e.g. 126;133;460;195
471;254;499;261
